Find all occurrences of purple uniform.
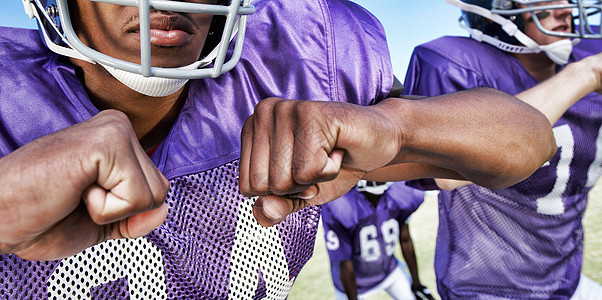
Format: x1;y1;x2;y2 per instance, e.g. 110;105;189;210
321;182;424;294
0;0;393;298
404;36;602;299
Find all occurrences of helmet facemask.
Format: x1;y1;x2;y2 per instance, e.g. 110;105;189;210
355;180;394;196
447;0;602;64
22;0;255;96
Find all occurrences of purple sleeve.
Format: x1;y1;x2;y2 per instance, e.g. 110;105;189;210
402;37;535;97
402;44;485;98
383;182;424;222
327;0;393;105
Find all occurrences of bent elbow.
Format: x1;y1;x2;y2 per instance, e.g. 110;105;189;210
525;114;557;176
491;124;556;189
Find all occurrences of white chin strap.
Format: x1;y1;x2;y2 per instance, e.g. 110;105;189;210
446;0;579;65
101;59;209;97
539;39;578;65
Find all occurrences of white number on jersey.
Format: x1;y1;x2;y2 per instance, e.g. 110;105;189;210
359;225;380;262
381;219;399;257
48;198;294;300
359;219;399;262
586;125;602;188
48;238;167;300
228;198;294;299
326;229;340;251
537;123;602;215
537;125;573;215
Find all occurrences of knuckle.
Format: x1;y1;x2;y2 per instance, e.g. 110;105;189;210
254;97;279;116
273;99;294;117
112;199;153;219
136;194;156;212
296;100;324;119
94;111;134;140
292;151;325;182
292;164;316;185
96;110;130;128
293;161;337;184
249;172;269;195
266;178;290;196
153;187;168;208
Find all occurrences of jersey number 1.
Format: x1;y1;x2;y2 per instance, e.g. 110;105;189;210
537;124;602;215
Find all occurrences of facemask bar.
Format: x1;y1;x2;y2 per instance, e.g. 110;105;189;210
355;180;393;196
448;0;579;65
54;0;255;79
23;0;95;63
448;0;551;50
492;0;602;39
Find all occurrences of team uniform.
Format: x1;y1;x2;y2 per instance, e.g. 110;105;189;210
0;0;393;298
322;182;424;299
404;36;602;299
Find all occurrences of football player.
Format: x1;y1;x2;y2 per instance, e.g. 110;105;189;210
322;181;434;300
404;0;602;298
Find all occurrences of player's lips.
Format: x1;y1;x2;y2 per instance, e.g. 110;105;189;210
126;13;197;47
149;28;191;47
552;24;570;32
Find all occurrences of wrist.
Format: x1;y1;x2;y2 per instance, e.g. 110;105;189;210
367;98;413;165
571;55;601;93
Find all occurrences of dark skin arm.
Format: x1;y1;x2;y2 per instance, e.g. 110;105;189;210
240;87;555;226
340;260;359;300
0;110;169;261
433;50;602;191
399;223;421;290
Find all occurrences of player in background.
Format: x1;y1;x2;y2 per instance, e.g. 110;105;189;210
322;181;435;300
403;0;602;298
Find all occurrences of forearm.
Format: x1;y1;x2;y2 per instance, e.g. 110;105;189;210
340;260;358;300
516;56;602;125
400;240;420;287
369;88;555;188
399;224;421;287
240;91;556;226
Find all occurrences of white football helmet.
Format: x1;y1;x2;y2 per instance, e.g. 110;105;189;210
447;0;602;64
355;180;393;196
21;0;255;81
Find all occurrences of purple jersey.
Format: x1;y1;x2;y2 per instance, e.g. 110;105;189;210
404;37;602;299
0;0;393;298
321;182;424;294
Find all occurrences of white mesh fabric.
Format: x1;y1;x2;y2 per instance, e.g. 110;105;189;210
0;160;321;299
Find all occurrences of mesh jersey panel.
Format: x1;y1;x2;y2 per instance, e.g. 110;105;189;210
0;161;320;299
436;185;585;299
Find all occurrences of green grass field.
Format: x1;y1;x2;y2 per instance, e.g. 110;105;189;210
289;182;602;299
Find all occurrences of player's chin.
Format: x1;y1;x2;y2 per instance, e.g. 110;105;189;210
149;47;202;68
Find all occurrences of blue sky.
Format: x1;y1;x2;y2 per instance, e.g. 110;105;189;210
350;0;466;78
1;0;467;79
